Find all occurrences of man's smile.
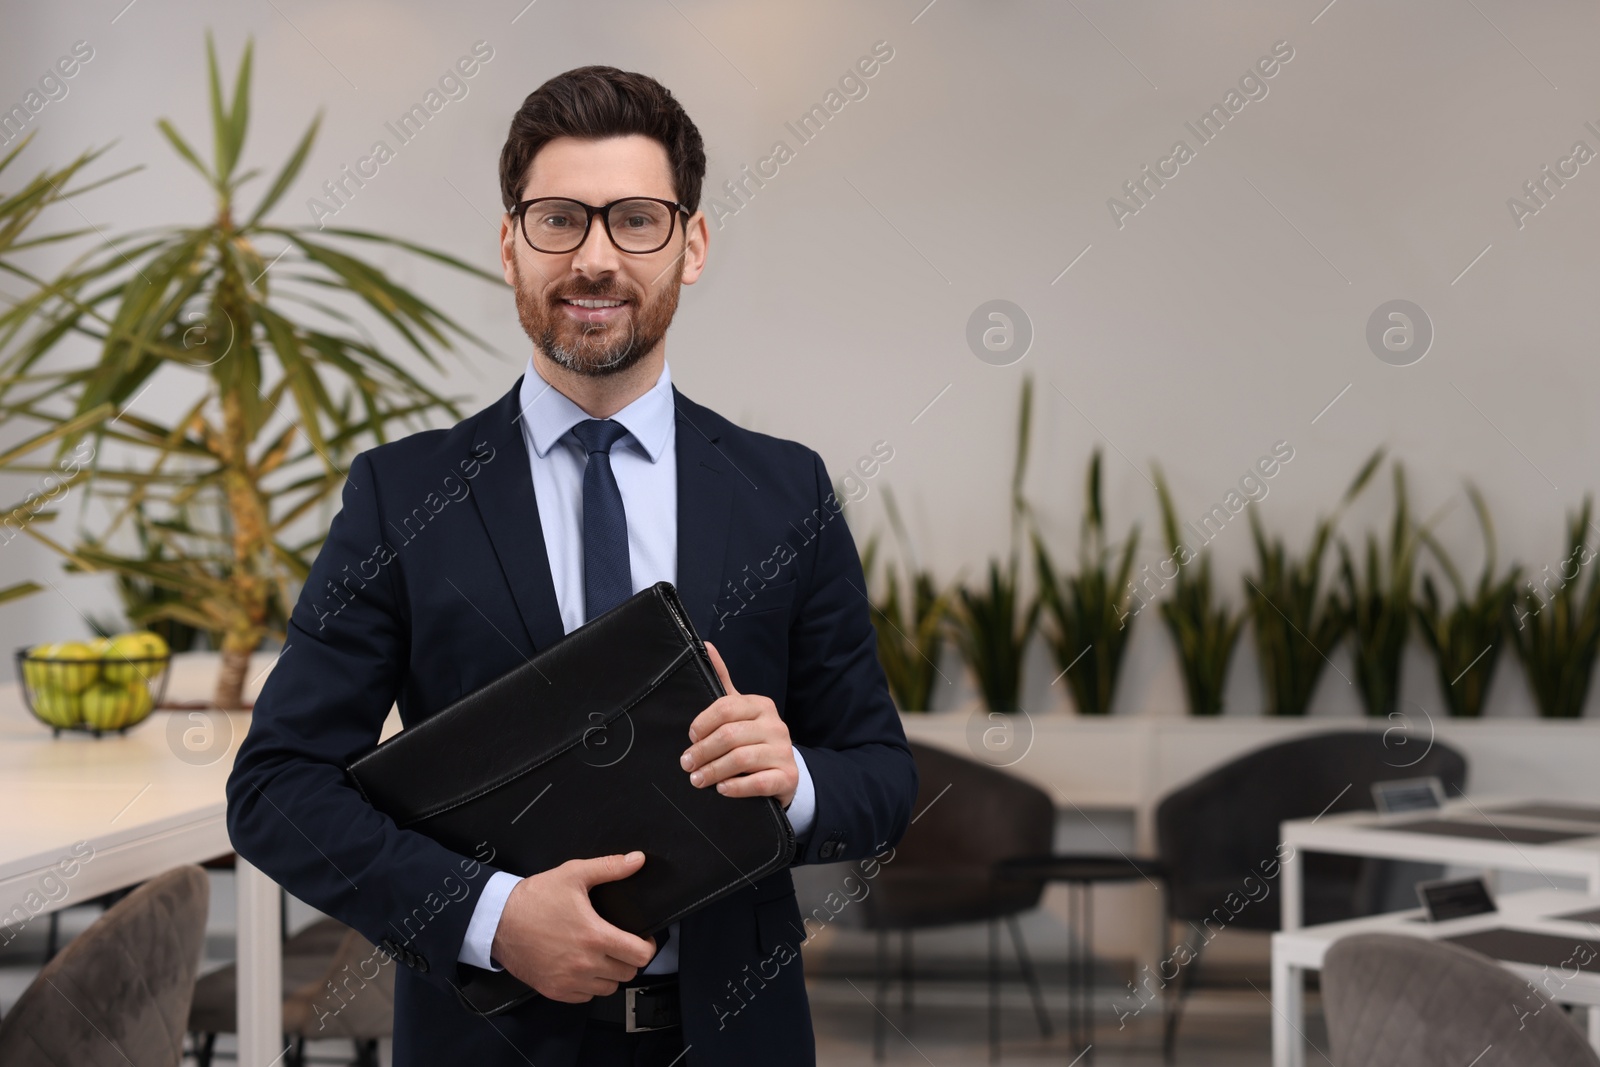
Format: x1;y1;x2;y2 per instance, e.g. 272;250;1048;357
558;296;631;324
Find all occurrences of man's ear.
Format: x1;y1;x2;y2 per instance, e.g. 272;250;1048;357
498;214;519;287
679;211;709;286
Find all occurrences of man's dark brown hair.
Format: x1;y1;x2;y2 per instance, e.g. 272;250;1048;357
498;65;707;216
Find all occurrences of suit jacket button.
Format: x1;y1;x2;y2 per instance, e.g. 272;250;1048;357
820;840;838;859
415;954;430;973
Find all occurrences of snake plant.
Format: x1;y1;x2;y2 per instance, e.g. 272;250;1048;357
861;487;952;712
1034;447;1139;715
951;376;1038;713
1244;447;1383;716
1151;463;1243;716
1508;496;1600;719
1415;484;1520;717
1338;461;1422;719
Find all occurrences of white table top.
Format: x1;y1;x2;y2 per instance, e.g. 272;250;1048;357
0;652;274;901
1275;887;1600;985
1281;797;1600;876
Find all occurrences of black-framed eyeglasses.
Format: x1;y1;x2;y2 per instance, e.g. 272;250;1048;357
513;196;690;255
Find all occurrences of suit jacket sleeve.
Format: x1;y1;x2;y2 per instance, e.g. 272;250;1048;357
226;450;504;993
786;451;919;865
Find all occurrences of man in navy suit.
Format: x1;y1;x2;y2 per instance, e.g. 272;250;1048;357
226;65;918;1065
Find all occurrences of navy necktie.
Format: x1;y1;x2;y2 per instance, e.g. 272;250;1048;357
570;419;633;622
571;417;672;959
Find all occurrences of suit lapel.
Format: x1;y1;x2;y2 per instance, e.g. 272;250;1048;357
672;385;734;639
465;378;566;654
467;376;735;652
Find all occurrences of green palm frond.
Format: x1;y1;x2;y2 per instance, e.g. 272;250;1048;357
0;34;501;707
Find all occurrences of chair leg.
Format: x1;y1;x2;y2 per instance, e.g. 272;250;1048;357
1004;914;1052;1039
354;1037;379;1067
988;918;1001;1064
1163;923;1208;1063
873;928;888;1063
190;1031;215;1067
45;910;59;962
900;928;914;1021
1083;887;1096;1065
1065;884;1084;1057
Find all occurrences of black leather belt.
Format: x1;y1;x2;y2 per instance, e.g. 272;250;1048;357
588;977;680;1032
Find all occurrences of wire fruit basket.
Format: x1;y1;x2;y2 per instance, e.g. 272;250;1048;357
15;638;173;736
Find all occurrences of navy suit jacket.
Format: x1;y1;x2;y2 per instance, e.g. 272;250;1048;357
225;377;918;1066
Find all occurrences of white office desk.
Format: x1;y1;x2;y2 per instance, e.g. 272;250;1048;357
1273;887;1600;1064
1275;799;1600;1066
0;653;283;1067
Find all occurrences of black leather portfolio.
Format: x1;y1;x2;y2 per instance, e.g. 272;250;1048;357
347;581;797;1016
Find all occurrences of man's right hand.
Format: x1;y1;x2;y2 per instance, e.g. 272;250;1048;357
489;851;658;1003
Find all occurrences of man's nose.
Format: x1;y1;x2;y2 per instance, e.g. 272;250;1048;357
569;214;623;278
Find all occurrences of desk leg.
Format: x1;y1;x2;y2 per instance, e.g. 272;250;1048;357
1589;865;1600;1051
1281;845;1302;932
237;858;283;1067
1271;953;1303;1067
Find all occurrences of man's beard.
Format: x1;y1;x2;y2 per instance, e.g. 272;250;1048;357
512;258;680;377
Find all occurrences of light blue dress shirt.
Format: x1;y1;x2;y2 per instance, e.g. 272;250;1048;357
457;356;816;974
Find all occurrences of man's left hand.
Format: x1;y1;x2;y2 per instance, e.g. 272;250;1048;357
681;641;798;809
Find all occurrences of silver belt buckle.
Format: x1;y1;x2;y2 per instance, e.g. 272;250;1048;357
624;982;674;1032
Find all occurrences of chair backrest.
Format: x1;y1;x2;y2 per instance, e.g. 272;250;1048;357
895;740;1056;869
284;927;396;1040
854;740;1057;931
1155;730;1467;929
1323;933;1600;1067
0;864;210;1067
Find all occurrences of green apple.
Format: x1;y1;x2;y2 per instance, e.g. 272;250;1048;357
21;643;58;691
33;684;82;728
120;681;153;725
81;682;136;730
102;631;169;684
45;641;100;693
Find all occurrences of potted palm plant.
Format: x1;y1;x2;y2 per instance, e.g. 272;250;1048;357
1151;463;1244;716
950;376;1038;714
1415;484;1520;717
0;135;133;607
1243;448;1383;716
1034;447;1139;715
0;36;497;708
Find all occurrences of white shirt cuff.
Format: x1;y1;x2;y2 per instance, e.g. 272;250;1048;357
459;870;520;971
786;745;816;838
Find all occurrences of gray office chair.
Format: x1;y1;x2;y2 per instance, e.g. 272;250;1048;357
1155;730;1468;1056
859;740;1056;1063
189;918;394;1067
0;864;210;1067
1323;933;1600;1067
